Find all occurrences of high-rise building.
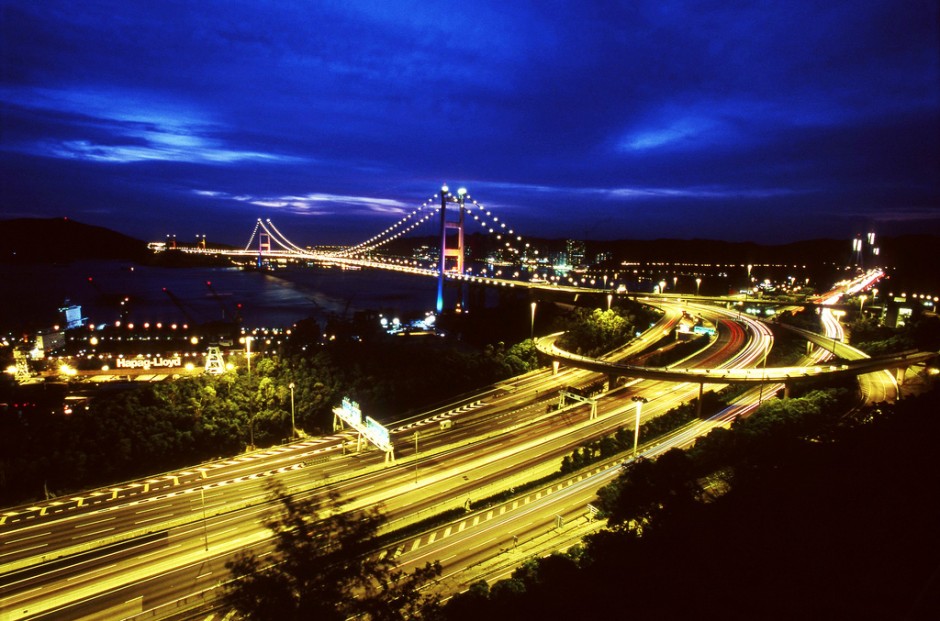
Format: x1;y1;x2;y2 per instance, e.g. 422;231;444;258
566;239;586;267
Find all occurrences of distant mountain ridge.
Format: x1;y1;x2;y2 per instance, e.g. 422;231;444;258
0;217;149;263
0;218;936;291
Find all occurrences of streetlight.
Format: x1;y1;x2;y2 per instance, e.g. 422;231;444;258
243;335;253;378
673;276;678;291
631;396;648;460
413;431;420;484
199;486;209;552
606;293;613;311
659;280;666;295
288;382;296;440
695;277;702;296
530;301;537;340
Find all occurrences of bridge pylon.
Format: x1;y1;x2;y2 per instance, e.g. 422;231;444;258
258;230;271;267
437;184;467;313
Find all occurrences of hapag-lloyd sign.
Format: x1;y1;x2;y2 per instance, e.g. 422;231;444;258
115;356;182;370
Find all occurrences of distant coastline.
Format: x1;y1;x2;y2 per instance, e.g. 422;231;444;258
2;217;936;293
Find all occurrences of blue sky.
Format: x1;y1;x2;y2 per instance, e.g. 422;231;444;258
1;0;938;246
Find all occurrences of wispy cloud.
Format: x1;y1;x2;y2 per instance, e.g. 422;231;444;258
195;190;411;216
621;116;725;151
476;180;804;201
0;85;302;165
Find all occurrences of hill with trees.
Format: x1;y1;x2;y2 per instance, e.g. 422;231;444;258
0;217;149;263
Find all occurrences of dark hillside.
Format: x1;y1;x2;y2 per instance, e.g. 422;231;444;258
0;217;148;263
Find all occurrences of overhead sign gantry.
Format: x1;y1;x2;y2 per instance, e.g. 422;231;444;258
333;397;395;463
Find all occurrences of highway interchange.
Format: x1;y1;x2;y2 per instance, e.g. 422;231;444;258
0;280;899;620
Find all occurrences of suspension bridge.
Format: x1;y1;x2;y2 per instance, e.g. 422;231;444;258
181;184;590;312
164;184;934;391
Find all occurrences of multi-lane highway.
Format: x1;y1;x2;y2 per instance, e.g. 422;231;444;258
0;298;867;620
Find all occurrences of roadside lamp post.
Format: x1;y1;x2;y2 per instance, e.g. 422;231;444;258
607;293;613;311
695;278;702;296
530;301;537;340
413;431;420;484
673;276;678;291
289;382;296;440
244;335;253;378
631;396;648;460
659;280;666;295
199;486;209;552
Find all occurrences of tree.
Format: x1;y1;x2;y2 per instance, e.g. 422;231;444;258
224;481;441;620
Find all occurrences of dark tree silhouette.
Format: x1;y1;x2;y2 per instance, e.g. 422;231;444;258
224;481;441;620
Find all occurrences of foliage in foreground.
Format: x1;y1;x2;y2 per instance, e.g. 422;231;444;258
224;481;441;621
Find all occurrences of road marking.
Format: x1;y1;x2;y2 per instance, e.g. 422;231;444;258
0;542;48;557
457;521;466;532
81;527;115;538
66;563;117;581
443;527;452;538
138;544;180;559
410;539;420;552
133;515;169;525
7;531;51;543
77;517;115;528
427;533;436;544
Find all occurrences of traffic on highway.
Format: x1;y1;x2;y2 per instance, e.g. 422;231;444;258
0;275;891;620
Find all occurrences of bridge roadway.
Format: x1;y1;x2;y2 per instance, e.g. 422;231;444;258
193;247;879;313
535;304;932;389
0;304;831;619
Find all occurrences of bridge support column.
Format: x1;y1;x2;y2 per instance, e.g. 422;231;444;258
806;341;814;355
784;382;792;399
552;360;560;375
258;231;271;268
437;185;466;313
697;383;704;418
896;367;906;385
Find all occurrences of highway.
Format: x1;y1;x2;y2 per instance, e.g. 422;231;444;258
397;299;892;597
0;298;855;619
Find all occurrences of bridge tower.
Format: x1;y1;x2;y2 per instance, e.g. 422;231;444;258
257;231;271;268
437;185;467;313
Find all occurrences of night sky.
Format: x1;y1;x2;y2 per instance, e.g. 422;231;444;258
2;1;938;246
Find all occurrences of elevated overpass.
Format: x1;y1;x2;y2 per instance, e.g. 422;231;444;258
535;331;933;401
